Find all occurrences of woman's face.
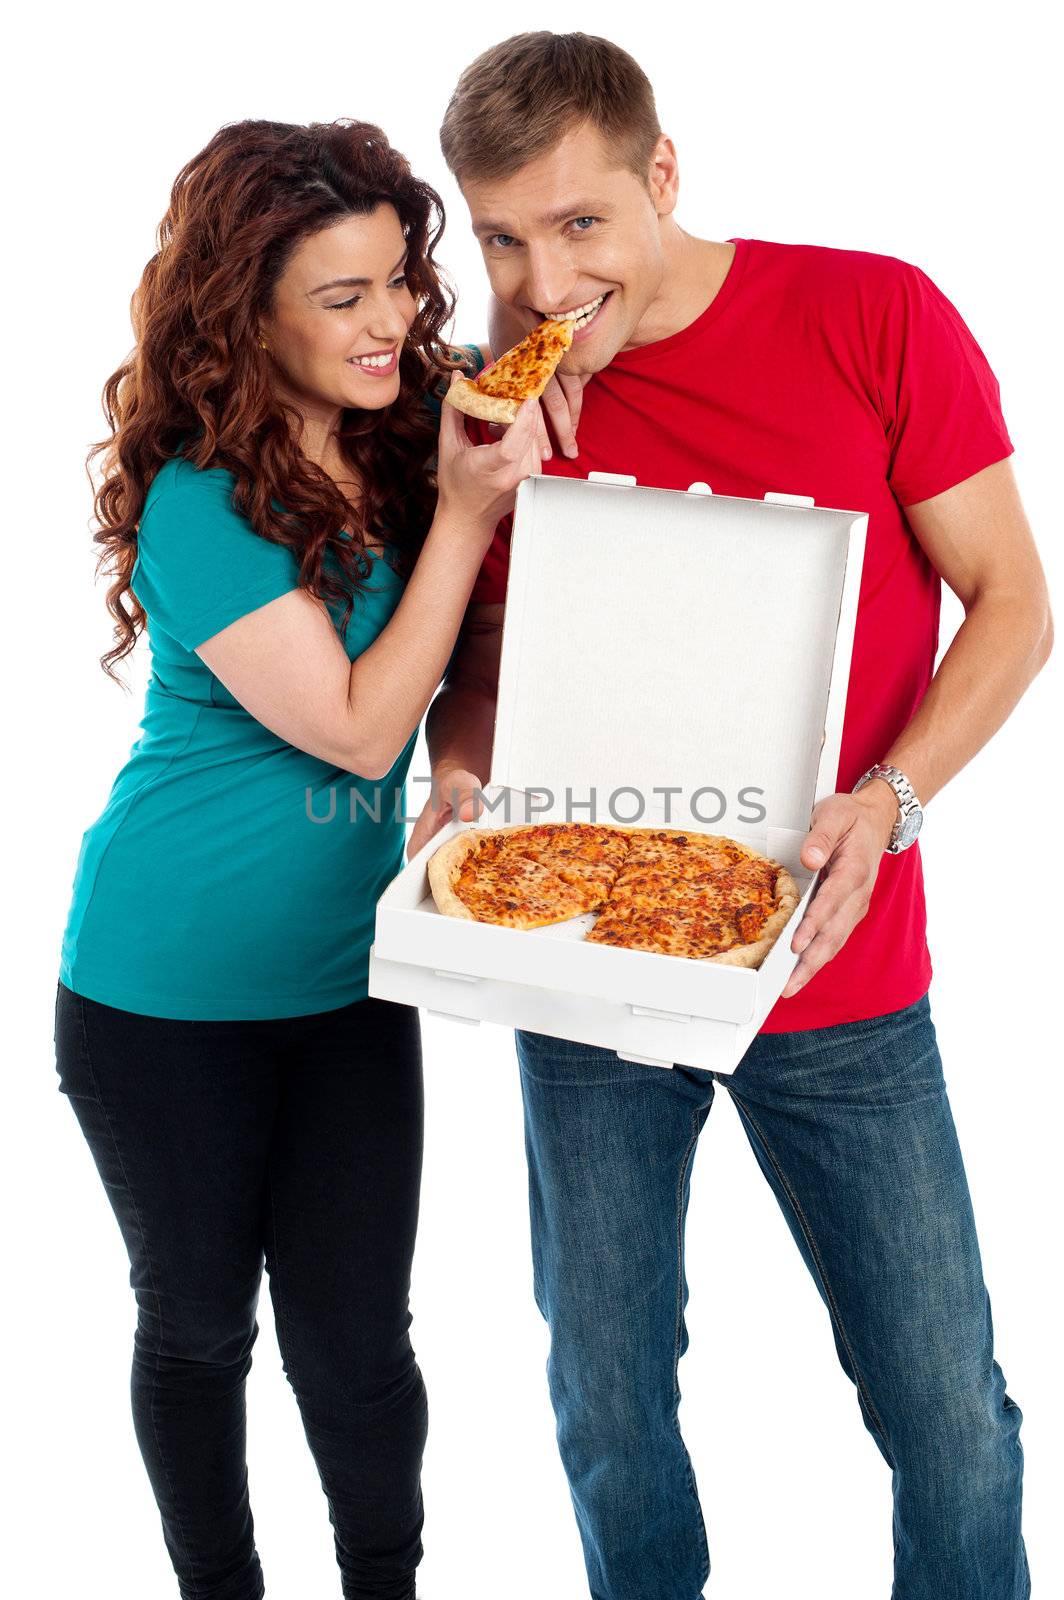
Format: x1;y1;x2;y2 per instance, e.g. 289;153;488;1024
260;204;417;417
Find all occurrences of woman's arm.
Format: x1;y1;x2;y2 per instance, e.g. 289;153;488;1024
196;391;540;779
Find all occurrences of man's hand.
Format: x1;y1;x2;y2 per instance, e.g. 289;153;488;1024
779;783;898;999
537;371;591;459
407;767;486;861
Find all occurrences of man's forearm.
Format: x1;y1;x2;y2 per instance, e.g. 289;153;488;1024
425;679;498;796
877;592;1052;809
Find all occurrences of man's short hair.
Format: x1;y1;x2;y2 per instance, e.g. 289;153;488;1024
440;32;662;187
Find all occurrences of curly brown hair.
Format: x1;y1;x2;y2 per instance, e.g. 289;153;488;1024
91;117;466;681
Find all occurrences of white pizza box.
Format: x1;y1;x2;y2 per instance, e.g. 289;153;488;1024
369;473;868;1074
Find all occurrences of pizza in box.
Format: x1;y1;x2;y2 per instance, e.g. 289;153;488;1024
428;822;799;968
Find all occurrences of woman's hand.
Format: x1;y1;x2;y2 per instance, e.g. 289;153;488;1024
435;374;542;540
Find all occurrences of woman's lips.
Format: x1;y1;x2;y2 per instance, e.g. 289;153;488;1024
347;348;399;377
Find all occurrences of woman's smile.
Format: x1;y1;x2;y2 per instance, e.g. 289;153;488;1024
347;345;399;376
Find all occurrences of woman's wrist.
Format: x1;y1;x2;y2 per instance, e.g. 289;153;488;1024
428;500;498;553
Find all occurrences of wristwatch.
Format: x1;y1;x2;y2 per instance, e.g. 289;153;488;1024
852;763;923;854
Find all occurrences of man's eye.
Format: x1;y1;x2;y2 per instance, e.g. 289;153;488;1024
570;217;597;232
489;234;517;249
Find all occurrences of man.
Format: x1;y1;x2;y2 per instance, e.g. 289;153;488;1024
412;31;1049;1599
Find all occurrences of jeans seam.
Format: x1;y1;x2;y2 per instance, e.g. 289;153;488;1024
674;1107;711;1586
76;994;200;1586
724;1085;893;1458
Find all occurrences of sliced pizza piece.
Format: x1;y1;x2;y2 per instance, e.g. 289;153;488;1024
621;829;756;876
428;829;596;927
593;848;800;967
586;903;741;960
496;822;630;870
491;823;631;910
444;318;575;424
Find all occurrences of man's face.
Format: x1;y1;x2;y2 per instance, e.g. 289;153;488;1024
461;123;674;375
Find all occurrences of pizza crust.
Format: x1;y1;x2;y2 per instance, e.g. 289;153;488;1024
426;829;485;920
706;865;801;966
444;376;521;425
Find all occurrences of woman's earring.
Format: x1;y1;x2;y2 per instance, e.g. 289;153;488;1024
259;337;269;350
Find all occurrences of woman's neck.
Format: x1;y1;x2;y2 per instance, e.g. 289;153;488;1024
297;414;343;471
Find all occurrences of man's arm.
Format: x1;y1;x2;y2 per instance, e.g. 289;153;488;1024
406;604;504;858
782;456;1053;997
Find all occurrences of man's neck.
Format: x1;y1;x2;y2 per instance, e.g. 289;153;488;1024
623;228;735;352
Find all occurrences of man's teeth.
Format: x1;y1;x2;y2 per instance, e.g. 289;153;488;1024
544;294;607;329
350;351;394;367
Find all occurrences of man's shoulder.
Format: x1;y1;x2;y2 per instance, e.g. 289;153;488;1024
746;235;922;307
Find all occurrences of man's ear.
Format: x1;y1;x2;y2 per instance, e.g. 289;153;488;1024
647;133;680;217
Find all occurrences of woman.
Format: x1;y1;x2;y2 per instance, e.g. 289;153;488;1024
54;118;540;1600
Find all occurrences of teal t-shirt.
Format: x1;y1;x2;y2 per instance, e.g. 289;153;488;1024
59;456;419;1020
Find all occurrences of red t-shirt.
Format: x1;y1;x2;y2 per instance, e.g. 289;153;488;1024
467;237;1013;1031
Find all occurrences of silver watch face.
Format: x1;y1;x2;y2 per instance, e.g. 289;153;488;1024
893;806;923;851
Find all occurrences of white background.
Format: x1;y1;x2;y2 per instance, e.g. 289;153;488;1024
5;1;1061;1596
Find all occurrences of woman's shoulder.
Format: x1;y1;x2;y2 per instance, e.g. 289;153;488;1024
142;456;243;525
451;341;489;373
423;343;488;416
446;342;489;379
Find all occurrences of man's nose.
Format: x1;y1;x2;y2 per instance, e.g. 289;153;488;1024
523;248;574;317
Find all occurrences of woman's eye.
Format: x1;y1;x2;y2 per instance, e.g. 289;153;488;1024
329;275;407;310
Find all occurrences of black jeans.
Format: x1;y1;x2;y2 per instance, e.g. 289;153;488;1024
54;981;426;1600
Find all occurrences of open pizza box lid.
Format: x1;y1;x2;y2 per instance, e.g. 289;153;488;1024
369;474;868;1073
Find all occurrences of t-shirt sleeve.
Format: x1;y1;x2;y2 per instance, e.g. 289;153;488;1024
875;262;1014;507
132;463;300;652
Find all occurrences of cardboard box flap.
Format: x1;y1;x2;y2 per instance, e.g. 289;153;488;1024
490;477;867;836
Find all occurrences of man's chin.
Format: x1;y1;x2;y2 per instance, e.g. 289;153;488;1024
559;340;619;379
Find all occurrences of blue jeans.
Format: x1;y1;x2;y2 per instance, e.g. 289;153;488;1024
516;993;1029;1599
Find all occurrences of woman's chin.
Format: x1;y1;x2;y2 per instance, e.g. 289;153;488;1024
343;376;401;409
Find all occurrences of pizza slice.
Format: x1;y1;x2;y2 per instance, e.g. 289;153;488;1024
444;318;575;425
489;822;630;911
428;830;597;927
621;829;756;876
590;855;799;966
586;903;742;960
